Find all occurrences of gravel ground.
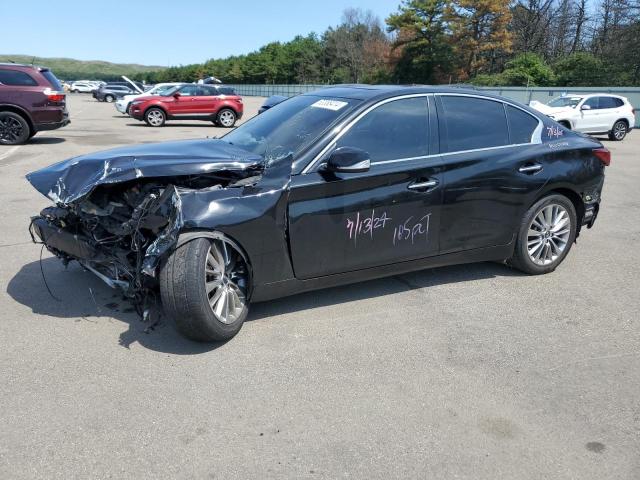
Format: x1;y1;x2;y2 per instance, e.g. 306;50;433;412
0;94;638;479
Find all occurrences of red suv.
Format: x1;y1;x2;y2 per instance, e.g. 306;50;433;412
130;84;243;127
0;63;69;145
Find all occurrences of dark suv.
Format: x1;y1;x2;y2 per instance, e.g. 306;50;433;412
0;63;69;145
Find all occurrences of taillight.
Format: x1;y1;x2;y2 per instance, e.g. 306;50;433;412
43;88;65;102
593;147;611;166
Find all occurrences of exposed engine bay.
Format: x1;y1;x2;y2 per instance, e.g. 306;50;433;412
30;181;183;302
29;169;262;314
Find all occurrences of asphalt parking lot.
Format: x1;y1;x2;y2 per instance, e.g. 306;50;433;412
1;94;639;479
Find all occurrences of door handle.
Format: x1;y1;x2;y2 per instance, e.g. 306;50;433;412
518;164;543;174
408;179;439;191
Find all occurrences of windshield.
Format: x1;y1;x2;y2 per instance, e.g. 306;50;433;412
149;84;177;95
161;85;182;96
222;95;359;163
548;96;582;108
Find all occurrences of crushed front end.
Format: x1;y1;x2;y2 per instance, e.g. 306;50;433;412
29;181;183;304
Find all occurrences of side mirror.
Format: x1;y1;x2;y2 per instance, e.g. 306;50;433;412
581;104;591;110
324;147;370;173
173;92;181;99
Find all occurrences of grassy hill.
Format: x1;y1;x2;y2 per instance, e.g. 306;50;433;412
0;54;165;81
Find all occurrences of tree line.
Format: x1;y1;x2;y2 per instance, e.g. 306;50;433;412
132;0;640;87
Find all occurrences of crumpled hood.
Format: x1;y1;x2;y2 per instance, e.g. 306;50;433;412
26;138;264;204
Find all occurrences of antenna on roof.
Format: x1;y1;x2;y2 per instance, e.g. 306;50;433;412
31;56;36;65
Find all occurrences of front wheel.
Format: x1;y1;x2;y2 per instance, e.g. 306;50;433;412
609;120;627;141
509;194;577;275
160;236;250;342
144;107;166;127
216;108;237;127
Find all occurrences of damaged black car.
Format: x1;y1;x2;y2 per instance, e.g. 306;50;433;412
27;86;607;342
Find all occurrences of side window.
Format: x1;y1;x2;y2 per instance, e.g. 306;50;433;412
506;105;539;144
440;96;509;152
335;97;429;163
0;69;38;86
583;97;599;109
179;85;198;96
219;87;236;95
598;96;620;109
197;85;217;96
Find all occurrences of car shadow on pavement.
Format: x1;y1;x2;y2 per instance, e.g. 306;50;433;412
8;257;523;354
29;137;66;145
7;257;217;355
248;261;523;321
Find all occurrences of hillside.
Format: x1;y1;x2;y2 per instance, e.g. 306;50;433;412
0;54;164;81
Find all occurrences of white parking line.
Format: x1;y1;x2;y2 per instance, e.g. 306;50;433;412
0;146;21;162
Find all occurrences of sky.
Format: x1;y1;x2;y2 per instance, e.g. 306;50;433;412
2;0;399;66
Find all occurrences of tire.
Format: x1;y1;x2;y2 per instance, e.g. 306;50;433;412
0;111;31;145
608;120;627;141
160;236;250;342
509;194;577;275
144;107;166;127
104;94;115;103
125;104;132;116
558;120;571;130
216;108;237;127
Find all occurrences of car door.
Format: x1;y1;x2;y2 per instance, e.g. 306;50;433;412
192;85;220;115
577;97;606;132
287;96;443;280
170;84;199;115
596;96;623;131
435;95;549;254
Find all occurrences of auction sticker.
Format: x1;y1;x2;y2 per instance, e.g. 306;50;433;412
311;99;348;111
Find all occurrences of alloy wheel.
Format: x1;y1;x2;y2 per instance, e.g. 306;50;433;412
218;110;235;127
0;116;24;144
613;122;626;140
527;204;571;266
146;110;164;126
204;239;248;324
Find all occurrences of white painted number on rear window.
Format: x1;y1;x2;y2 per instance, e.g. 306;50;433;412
311;99;348;111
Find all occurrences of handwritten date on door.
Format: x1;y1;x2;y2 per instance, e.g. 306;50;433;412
345;209;431;246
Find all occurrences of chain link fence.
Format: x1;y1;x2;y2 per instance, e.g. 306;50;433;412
227;84;640;127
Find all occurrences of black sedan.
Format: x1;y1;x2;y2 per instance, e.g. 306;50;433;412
27;85;608;342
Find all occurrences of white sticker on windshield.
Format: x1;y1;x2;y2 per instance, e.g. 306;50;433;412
311;99;348;111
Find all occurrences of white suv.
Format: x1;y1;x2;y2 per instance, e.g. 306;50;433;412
115;82;184;115
530;94;636;141
70;81;99;93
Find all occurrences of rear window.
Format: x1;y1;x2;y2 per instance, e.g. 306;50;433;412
218;87;236;95
40;70;63;90
506;105;539;144
0;69;38;86
440;96;509;152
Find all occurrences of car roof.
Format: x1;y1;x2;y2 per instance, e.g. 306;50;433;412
302;84;514;102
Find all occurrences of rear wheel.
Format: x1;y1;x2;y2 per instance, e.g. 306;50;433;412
104;94;115;103
509;194;577;275
160;236;250;342
216;108;237;127
609;120;627;141
0;111;30;145
144;107;166;127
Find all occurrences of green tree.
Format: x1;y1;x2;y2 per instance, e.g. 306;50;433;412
387;0;454;83
553;53;607;86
